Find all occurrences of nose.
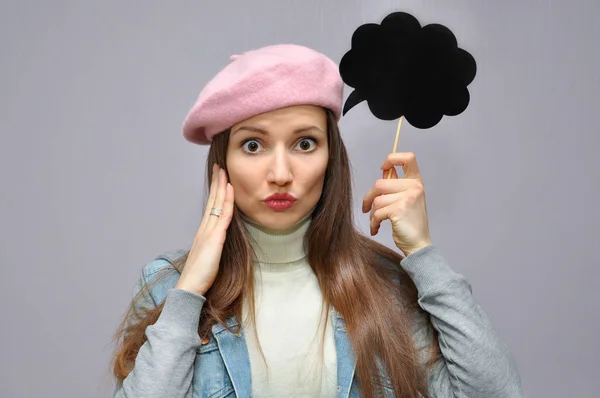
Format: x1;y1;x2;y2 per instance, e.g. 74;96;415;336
266;146;293;186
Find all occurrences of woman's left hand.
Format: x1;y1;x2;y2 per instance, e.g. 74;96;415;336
362;152;433;256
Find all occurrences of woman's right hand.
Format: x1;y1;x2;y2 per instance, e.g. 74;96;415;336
175;163;235;297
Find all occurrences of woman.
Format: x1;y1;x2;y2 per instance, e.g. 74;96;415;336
111;44;523;397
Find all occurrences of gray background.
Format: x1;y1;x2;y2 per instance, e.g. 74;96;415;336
1;1;598;397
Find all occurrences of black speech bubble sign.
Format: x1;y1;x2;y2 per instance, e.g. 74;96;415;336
340;11;477;129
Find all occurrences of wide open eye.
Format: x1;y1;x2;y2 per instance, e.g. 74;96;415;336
295;137;317;152
241;139;263;154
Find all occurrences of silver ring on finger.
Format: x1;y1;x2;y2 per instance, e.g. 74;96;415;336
209;207;222;217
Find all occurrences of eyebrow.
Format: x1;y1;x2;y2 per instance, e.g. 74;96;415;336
231;125;325;137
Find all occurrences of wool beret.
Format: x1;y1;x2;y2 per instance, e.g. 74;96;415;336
182;44;344;145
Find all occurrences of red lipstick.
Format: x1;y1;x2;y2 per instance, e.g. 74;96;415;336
264;193;296;211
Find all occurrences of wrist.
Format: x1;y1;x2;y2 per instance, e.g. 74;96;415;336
175;281;208;297
400;241;433;257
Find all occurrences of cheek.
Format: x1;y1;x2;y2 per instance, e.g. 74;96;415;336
302;158;328;191
228;166;253;191
226;157;263;201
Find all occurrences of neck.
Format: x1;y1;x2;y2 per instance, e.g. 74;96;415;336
241;212;312;265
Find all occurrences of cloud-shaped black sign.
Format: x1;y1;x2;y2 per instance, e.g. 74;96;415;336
339;11;477;129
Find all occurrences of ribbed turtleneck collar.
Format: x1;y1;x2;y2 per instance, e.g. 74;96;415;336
240;212;311;269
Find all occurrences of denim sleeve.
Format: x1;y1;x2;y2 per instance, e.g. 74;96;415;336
113;263;205;398
401;245;524;398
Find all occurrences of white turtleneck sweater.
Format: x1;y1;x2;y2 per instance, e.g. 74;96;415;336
240;214;338;397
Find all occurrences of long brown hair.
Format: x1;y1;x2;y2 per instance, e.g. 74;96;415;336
111;109;440;397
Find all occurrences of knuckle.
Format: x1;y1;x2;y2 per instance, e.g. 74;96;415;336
372;196;381;208
371;208;379;220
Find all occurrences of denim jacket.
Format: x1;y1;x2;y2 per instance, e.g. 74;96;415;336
114;245;524;397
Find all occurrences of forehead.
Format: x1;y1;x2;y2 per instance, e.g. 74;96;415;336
231;105;327;134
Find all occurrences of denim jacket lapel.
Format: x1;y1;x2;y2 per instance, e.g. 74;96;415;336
210;310;357;398
211;316;252;397
332;308;357;398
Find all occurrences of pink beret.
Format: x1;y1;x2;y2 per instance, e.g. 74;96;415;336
182;44;344;145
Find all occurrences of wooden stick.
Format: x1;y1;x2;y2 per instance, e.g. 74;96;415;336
386;116;404;179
